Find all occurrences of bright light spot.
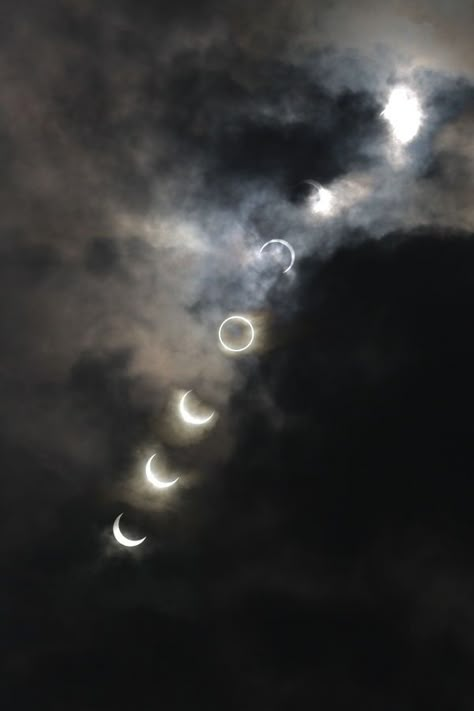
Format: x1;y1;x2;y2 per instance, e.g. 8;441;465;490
145;453;179;489
178;390;215;427
381;86;422;144
218;315;255;353
308;182;334;215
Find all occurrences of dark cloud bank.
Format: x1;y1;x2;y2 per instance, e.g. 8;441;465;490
5;228;474;710
1;1;474;709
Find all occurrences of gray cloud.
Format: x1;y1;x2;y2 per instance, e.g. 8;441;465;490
1;5;474;708
0;0;472;524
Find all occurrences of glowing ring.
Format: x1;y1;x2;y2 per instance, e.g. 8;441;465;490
218;315;255;352
259;239;295;273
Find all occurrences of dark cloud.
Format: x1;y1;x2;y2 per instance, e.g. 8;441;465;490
84;237;121;274
5;229;474;709
1;1;474;708
196;228;474;707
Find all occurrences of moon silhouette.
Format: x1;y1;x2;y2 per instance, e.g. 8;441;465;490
218;315;255;352
259;239;295;273
179;390;215;426
112;513;146;547
145;453;179;489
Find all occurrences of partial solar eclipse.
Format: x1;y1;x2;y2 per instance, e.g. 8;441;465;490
145;453;179;489
307;181;333;215
179;390;215;426
113;513;146;547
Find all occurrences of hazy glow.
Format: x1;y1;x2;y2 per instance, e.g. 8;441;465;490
381;86;422;144
259;239;295;273
308;182;333;215
145;453;179;489
113;513;146;547
218;315;255;352
179;390;215;426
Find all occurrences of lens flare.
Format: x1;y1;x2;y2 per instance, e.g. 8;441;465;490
381;86;422;144
112;513;146;547
218;315;255;352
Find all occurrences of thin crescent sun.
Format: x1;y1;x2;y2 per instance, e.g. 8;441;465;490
112;513;146;547
218;315;255;352
259;239;295;273
179;390;215;426
145;453;179;489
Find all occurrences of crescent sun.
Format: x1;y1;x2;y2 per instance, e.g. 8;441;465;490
179;390;215;426
259;239;295;273
113;513;146;547
145;453;179;489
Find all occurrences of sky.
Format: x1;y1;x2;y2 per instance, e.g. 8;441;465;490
1;1;474;708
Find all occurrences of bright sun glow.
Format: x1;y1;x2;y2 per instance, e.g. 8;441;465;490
381;86;422;144
308;182;334;215
113;513;146;547
179;390;215;426
218;315;255;352
145;454;179;489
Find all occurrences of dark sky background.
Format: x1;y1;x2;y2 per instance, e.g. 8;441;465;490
1;1;474;708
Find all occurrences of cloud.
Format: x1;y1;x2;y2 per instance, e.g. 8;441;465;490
0;0;470;533
8;227;474;709
190;227;474;707
0;3;473;705
0;0;471;555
